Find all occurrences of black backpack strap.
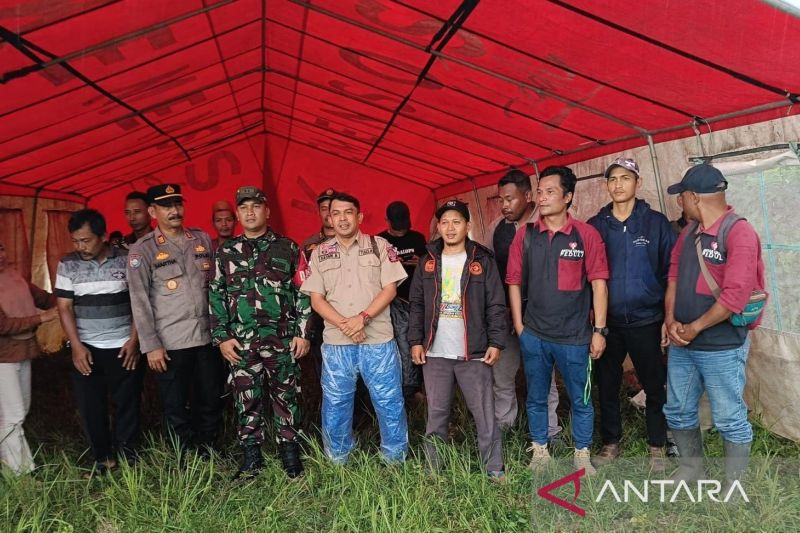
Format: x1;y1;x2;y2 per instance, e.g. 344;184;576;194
520;223;535;301
715;213;745;257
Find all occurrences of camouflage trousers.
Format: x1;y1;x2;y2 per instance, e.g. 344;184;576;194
230;347;301;445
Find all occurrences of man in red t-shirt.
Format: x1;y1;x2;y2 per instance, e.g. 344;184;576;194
663;164;766;489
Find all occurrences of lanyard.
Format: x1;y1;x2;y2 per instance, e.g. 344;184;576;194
582;357;593;405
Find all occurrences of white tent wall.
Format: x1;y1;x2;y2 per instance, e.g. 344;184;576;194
435;114;800;442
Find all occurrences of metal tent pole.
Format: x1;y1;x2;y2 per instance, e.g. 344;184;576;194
646;135;667;213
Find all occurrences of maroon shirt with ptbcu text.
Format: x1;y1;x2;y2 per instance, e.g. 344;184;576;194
669;207;765;350
506;215;609;345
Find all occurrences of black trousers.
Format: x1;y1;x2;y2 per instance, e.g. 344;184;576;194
298;314;324;428
71;345;145;462
154;344;225;449
595;322;667;447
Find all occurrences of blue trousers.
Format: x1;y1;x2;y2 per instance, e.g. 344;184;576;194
664;336;752;443
321;340;408;463
520;331;593;449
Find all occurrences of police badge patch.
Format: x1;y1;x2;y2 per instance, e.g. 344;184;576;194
128;254;142;269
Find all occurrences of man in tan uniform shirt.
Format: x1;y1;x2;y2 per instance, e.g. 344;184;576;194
127;184;224;456
301;192;408;464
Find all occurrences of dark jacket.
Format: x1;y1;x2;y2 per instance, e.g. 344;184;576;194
408;238;507;359
587;199;676;328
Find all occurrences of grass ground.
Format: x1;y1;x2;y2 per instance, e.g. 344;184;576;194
2;353;799;532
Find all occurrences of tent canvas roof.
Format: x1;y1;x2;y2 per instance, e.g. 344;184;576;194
1;0;798;204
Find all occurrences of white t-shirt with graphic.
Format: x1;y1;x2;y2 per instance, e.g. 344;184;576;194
427;251;467;359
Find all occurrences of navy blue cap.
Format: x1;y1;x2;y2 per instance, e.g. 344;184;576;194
667;164;728;195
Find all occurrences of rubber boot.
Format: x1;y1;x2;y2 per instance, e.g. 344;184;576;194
232;444;263;481
279;441;304;479
669;428;705;483
721;440;751;501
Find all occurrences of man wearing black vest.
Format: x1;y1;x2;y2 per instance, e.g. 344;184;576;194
506;166;609;476
663;164;766;488
483;170;561;438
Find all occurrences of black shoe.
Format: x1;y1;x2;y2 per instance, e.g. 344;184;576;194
278;441;304;479
118;447;139;466
196;444;219;462
232;444;263;481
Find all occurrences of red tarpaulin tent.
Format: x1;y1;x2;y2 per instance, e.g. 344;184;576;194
1;0;799;241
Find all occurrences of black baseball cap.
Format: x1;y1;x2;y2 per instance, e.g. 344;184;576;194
435;199;470;222
667;164;728;195
386;201;411;231
147;184;183;206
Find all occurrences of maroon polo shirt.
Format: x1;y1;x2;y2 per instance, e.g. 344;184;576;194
507;215;609;345
669;207;765;350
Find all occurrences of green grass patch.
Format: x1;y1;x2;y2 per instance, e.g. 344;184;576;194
2;354;798;532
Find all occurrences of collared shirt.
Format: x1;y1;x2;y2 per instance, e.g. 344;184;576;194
669;207;765;350
301;231;407;345
55;246;132;349
122;228;153;250
127;226;213;353
301;229;332;260
506;214;609;345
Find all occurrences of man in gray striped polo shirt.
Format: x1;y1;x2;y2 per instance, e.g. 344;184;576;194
56;209;143;476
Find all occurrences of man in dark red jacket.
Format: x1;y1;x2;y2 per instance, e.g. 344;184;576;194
408;200;508;481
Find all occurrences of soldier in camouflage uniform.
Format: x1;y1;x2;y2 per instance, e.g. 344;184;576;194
209;186;311;480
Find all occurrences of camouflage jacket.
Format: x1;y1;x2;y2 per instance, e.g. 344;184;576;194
209;229;311;350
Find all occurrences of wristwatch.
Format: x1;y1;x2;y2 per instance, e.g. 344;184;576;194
359;311;373;326
593;326;609;337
